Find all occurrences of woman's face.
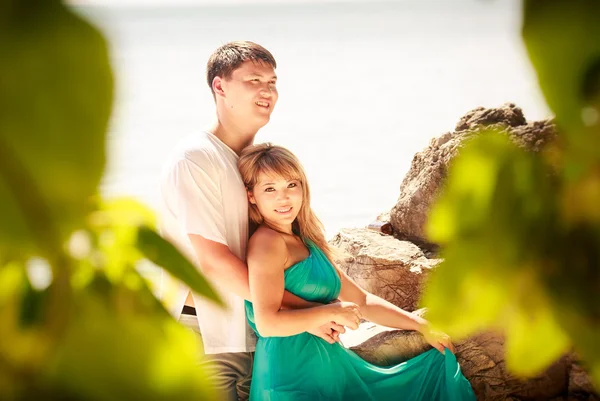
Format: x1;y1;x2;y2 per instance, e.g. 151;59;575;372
248;171;303;230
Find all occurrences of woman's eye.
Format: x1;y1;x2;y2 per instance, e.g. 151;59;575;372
288;183;297;188
264;187;274;192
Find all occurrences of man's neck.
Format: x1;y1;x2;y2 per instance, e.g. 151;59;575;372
209;118;258;156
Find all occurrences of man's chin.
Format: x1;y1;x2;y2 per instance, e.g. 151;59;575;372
251;115;271;129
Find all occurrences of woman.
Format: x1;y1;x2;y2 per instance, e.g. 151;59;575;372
238;143;475;401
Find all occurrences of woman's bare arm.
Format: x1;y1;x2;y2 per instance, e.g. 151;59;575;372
247;228;360;337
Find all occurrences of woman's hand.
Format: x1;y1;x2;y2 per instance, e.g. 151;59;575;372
419;324;455;355
306;299;348;344
325;301;362;330
307;321;346;344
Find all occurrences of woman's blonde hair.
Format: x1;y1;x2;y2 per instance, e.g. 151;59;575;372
238;143;335;262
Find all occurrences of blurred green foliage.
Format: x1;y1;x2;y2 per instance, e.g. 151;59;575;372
422;0;600;388
0;1;221;399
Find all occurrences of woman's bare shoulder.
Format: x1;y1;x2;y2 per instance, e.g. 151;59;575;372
248;226;289;265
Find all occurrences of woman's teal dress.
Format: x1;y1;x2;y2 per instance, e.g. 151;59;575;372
245;240;476;401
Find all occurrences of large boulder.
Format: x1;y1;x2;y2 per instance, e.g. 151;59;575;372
340;309;433;365
389;103;557;246
331;226;598;400
330;227;440;311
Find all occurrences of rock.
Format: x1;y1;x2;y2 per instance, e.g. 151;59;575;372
331;104;598;398
366;221;393;235
331;224;597;400
341;309;432;365
389;103;558;247
348;329;431;365
330;228;441;311
455;332;571;401
376;211;391;222
454;103;526;131
567;354;600;400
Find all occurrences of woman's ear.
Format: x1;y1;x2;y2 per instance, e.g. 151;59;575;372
247;189;256;205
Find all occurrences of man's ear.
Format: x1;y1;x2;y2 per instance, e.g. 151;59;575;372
213;76;225;97
247;189;256;205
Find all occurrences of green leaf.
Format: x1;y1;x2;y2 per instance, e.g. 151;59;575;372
0;262;25;305
522;0;600;386
422;129;574;377
91;198;158;231
504;279;571;376
0;2;113;257
48;274;220;401
19;280;49;328
86;198;159;282
523;0;600;157
523;0;600;127
136;226;224;308
420;261;508;339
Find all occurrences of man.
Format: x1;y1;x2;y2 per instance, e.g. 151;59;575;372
159;41;344;401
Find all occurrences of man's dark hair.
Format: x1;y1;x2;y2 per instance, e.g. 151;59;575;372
206;41;277;98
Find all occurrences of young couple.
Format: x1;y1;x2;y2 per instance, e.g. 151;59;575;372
159;41;475;401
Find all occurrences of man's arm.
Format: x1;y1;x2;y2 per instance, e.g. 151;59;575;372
189;234;321;309
189;234;250;299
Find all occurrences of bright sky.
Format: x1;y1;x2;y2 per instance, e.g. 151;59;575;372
69;0;371;6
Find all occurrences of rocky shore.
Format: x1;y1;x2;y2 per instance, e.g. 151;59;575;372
334;104;598;401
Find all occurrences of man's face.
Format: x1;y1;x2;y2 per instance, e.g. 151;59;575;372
219;60;278;129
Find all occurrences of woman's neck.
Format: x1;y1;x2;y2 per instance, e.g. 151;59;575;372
262;221;294;236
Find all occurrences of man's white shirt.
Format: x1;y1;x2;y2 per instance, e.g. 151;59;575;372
159;131;256;354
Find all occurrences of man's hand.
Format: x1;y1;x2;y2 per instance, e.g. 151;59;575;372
307;321;346;344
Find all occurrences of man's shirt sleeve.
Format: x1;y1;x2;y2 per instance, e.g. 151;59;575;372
171;155;227;246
